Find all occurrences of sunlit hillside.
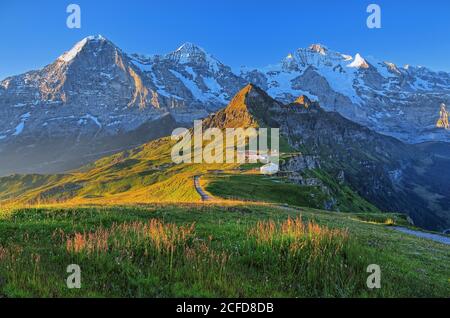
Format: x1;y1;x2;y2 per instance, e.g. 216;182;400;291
0;204;448;297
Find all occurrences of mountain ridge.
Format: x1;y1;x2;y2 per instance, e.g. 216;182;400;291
240;44;450;143
0;35;449;176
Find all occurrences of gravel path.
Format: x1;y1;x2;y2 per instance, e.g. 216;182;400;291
194;175;213;201
392;227;450;245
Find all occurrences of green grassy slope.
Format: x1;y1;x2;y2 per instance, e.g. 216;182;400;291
0;137;237;205
205;170;380;214
0;204;448;298
205;174;329;207
0;130;376;216
0;174;65;201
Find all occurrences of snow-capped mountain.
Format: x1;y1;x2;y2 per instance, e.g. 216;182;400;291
0;36;449;175
0;36;245;175
0;35;166;139
240;44;450;143
129;42;246;120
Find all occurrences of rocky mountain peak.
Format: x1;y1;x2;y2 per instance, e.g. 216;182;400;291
281;53;300;72
436;103;449;129
287;44;351;70
36;34;154;107
288;95;323;113
278;45;353;72
167;43;212;63
203;84;278;129
309;44;328;55
226;84;259;112
201;84;257;129
347;53;369;69
57;35;115;63
384;61;401;74
176;42;205;54
294;95;312;107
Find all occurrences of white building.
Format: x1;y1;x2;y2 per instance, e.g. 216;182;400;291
260;163;279;175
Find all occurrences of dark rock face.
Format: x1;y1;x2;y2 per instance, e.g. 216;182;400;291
282;155;320;171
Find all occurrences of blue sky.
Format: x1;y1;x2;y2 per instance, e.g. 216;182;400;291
1;0;449;80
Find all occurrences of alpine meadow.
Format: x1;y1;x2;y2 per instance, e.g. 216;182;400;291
0;0;449;302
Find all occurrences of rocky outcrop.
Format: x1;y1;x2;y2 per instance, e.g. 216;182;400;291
436;103;449;129
0;36;244;175
282;155;320;171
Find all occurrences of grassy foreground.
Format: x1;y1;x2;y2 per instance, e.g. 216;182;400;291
0;204;448;298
